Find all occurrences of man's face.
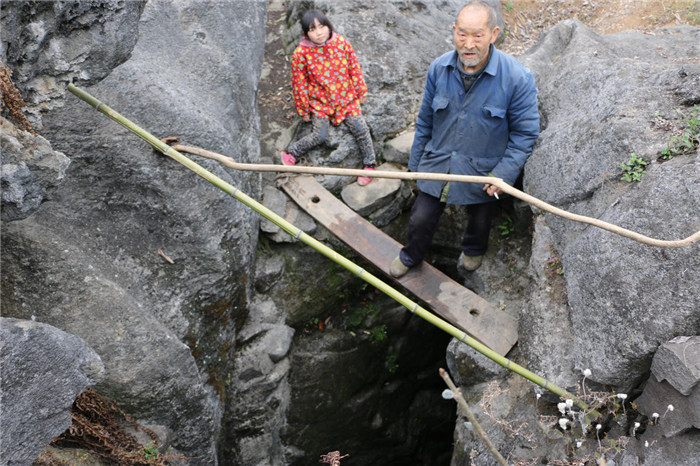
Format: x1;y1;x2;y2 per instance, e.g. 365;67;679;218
453;6;499;73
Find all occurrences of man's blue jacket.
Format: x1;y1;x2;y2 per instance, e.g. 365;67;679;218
408;47;540;205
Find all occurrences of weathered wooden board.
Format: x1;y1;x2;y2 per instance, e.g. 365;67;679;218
281;175;518;356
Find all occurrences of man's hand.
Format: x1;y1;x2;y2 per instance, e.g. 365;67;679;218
301;114;311;122
359;95;367;104
483;183;503;197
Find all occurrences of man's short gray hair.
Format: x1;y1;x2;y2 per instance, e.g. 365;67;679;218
459;1;497;30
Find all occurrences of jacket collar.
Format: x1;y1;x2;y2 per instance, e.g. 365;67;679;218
300;31;338;48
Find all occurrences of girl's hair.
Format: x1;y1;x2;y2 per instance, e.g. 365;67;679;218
300;9;334;37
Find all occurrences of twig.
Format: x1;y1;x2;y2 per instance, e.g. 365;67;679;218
439;368;508;466
157;249;174;264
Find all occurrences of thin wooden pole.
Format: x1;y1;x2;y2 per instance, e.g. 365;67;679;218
171;144;700;249
440;368;508;466
67;83;601;417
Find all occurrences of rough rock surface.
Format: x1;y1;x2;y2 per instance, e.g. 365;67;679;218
635;336;700;437
521;20;700;389
624;336;700;466
650;336;700;396
519;215;578;395
0;0;147;128
261;184;317;243
0;116;70;221
0;317;104;464
223;297;294;464
3;0;700;464
2;0;267;461
340;163;411;221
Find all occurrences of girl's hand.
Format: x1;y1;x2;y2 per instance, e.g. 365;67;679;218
301;114;311;122
359;95;367;104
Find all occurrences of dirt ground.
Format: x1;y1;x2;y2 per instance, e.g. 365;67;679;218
500;0;700;54
258;0;700;158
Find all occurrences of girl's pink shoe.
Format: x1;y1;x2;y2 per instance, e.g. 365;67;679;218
357;166;374;186
281;151;296;166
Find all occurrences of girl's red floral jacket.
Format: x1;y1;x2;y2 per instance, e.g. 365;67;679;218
290;32;368;125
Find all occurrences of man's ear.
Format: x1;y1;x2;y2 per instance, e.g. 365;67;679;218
490;26;500;44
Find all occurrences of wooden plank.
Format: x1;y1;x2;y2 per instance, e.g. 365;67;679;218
280;175;518;356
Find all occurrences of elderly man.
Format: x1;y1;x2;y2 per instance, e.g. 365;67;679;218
390;0;539;277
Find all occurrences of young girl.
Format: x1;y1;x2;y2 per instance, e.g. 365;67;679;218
280;9;376;186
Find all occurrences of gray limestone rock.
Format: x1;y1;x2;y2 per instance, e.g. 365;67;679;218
520;20;700;389
383;131;414;164
650;336;700;396
1;117;70;221
635;336;700;437
2;0;268;461
261;184;317;243
254;253;286;294
446;337;508;386
0;317;104;465
0;0;147;128
225;297;292;465
622;431;700;466
519;215;577;396
340;163;406;217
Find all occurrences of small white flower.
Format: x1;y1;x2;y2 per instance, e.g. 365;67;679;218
645;440;649;448
596;424;602;431
634;422;641;429
559;418;568;430
583;368;592;377
617;393;628;400
652;412;659;419
536;393;541;399
558;402;567;414
667;404;674;412
442;389;454;400
565;399;574;408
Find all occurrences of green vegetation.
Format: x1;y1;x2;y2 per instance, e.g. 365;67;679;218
346;302;379;328
369;324;388;344
504;1;514;12
658;105;700;160
143;442;159;460
620;153;648;182
496;216;515;237
386;353;399;374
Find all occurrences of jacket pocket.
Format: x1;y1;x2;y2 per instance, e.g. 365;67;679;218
432;94;450;112
468;156;499;174
483;105;506;119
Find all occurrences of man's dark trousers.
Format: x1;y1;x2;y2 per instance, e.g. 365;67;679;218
399;191;496;267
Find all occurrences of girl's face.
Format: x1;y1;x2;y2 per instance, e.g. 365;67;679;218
307;18;330;45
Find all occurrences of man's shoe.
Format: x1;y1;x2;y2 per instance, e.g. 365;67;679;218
390;256;410;278
357;166;375;186
280;151;296;166
459;252;483;271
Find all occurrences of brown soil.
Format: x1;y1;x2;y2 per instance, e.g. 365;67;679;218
500;0;700;55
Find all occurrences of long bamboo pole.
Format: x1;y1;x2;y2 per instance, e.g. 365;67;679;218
67;83;601;418
169;144;700;249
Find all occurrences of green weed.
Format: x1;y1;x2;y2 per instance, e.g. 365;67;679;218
620;153;648;182
497;217;515;237
659;105;700;160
